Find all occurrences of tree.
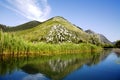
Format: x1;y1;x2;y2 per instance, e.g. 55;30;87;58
115;40;120;48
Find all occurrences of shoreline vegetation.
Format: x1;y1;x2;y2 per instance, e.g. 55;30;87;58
0;30;102;56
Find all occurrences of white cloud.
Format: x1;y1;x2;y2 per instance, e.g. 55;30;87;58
23;73;49;80
0;0;51;21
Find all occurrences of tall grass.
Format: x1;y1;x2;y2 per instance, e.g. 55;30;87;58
0;29;3;53
0;30;102;55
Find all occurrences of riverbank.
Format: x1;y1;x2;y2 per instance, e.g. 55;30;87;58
1;42;102;56
0;31;102;56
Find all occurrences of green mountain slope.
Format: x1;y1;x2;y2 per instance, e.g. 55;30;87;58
2;21;40;32
2;16;112;46
10;16;89;43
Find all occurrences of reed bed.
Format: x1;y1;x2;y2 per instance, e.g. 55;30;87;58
0;30;102;55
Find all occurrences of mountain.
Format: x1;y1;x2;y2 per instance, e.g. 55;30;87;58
85;29;111;45
8;16;89;44
98;34;111;44
1;21;40;32
1;16;112;46
85;29;95;34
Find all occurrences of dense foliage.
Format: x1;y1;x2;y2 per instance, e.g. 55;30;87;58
115;40;120;48
0;30;102;55
0;16;114;55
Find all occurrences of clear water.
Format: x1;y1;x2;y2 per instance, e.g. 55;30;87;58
0;49;120;80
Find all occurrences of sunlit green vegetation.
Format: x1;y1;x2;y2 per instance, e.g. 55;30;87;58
7;16;89;43
0;30;102;55
1;16;112;48
1;16;113;56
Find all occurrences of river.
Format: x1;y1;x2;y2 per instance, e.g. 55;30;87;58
0;49;120;80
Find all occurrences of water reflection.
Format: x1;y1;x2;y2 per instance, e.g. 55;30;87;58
0;49;118;80
23;73;49;80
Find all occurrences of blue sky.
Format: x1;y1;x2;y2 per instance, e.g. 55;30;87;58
0;0;120;42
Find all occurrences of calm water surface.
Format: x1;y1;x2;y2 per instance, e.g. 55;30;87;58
0;49;120;80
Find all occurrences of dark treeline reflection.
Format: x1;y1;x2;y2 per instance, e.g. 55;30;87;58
0;49;112;80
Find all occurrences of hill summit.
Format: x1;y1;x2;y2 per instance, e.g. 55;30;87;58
0;16;111;46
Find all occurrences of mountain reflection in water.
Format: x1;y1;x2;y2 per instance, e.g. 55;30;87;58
0;49;120;80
